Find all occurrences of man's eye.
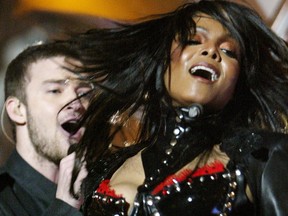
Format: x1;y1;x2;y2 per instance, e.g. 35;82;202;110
77;92;86;97
77;89;93;99
221;49;238;59
48;89;61;94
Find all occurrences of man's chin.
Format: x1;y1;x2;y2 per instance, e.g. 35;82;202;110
48;154;65;165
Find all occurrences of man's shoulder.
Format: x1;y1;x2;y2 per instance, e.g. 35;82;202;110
0;165;5;175
0;166;17;216
0;165;15;191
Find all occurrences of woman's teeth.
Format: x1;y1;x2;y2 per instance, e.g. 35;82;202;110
189;65;219;81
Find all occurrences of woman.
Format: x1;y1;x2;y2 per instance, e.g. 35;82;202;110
68;0;288;215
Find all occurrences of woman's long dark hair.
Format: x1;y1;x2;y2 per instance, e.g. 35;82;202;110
68;0;288;188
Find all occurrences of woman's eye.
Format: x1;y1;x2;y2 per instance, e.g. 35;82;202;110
221;49;238;59
186;40;201;45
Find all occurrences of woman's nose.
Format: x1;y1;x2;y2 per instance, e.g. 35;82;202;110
201;47;221;62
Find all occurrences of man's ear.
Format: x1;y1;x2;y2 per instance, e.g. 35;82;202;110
5;96;27;125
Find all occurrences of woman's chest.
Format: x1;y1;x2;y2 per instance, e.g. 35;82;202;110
90;165;246;216
133;164;240;216
109;152;145;205
93;153;247;216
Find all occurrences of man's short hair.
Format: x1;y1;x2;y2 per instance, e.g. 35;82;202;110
4;41;81;103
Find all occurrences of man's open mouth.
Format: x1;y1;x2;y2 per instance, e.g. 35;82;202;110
61;120;81;135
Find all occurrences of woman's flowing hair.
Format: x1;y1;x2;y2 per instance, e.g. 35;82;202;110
68;0;288;180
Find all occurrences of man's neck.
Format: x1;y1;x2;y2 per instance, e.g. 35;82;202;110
16;144;59;183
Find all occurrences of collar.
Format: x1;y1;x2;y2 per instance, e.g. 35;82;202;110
5;150;57;204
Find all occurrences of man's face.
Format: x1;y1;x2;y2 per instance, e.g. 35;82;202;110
24;56;92;164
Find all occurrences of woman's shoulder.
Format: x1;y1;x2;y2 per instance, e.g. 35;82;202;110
220;128;288;215
220;128;288;163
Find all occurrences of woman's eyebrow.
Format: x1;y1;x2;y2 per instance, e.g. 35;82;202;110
196;26;235;41
195;26;208;33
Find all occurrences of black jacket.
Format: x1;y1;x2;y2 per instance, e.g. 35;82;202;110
0;150;82;216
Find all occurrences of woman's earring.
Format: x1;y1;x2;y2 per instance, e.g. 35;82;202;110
144;92;149;101
109;111;122;125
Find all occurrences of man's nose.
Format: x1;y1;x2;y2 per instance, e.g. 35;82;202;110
65;97;86;113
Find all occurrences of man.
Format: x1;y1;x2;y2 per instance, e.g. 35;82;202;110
0;42;92;215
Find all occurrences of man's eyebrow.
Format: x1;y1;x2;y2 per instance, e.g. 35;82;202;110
42;79;67;85
42;78;93;88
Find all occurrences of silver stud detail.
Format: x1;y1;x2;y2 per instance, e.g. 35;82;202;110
170;138;177;146
165;148;172;155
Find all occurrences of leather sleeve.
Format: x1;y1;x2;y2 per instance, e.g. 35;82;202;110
259;142;288;215
222;129;288;215
244;134;288;216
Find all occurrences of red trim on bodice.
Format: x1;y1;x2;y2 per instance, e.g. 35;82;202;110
96;161;225;198
152;161;225;195
96;179;123;198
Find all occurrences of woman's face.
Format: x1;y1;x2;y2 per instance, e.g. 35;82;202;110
164;14;241;111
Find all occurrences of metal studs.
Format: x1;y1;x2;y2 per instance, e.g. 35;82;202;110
225;202;232;209
162;159;168;165
173;126;184;138
92;194;99;199
229;181;237;189
176;116;182;123
185;127;191;133
173;128;181;136
134;201;140;207
146;197;154;206
228;192;235;199
188;106;202;118
165;148;173;155
144;183;149;188
222;173;231;179
235;169;241;176
170;138;177;146
154;196;161;200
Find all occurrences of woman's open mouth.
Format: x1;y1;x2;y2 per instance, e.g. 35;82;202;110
189;65;219;82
